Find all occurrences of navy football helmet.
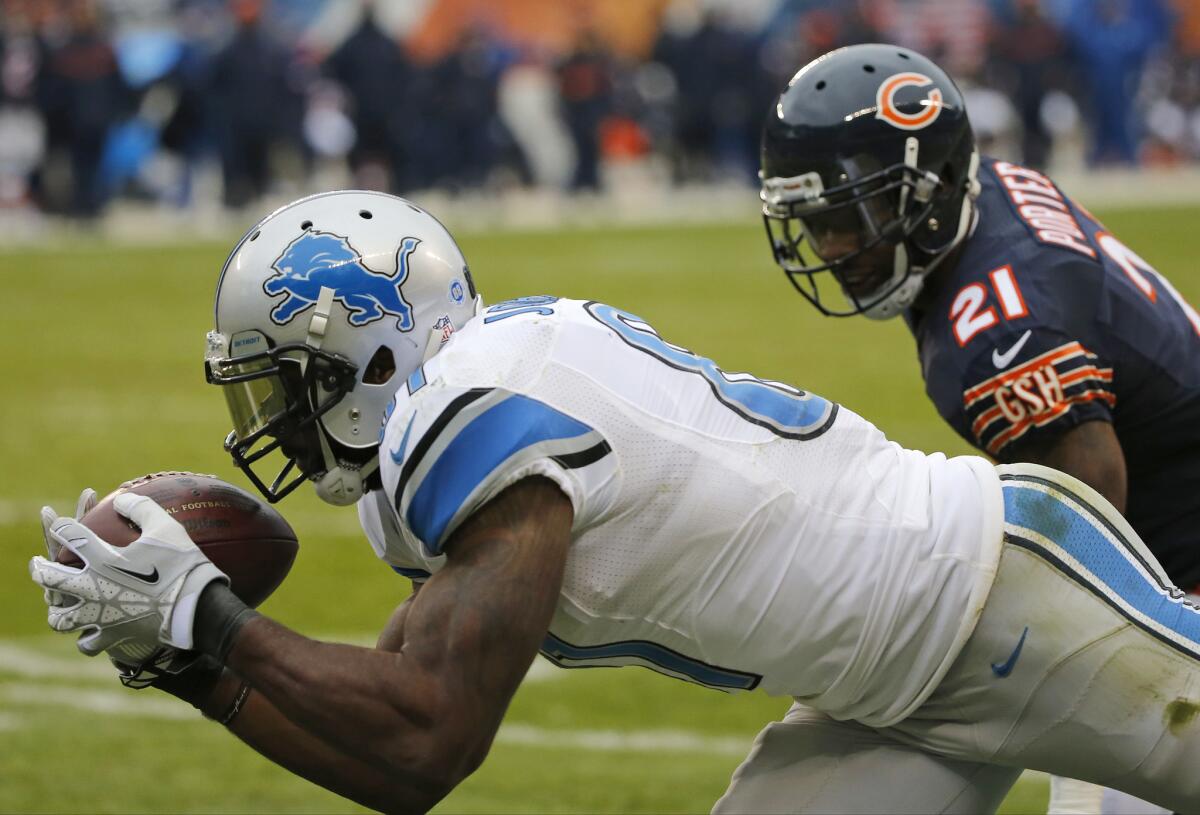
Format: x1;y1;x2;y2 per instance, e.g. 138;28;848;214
760;44;980;319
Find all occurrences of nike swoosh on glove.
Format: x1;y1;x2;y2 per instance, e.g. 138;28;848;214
29;493;228;658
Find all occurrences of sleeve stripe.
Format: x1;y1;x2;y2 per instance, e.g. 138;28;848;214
986;390;1117;454
968;364;1115;439
406;394;602;554
394;387;493;513
970;405;1006;439
1058;366;1113;388
963;342;1089;407
391;565;431;580
541;632;761;691
551;440;612;470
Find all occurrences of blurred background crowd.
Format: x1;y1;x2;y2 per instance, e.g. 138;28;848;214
0;0;1195;221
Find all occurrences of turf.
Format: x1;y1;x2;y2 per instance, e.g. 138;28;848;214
3;201;1194;813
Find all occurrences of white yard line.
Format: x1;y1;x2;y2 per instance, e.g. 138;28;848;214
0;679;747;754
0;679;1049;770
0;643;118;682
1;683;194;720
0;640;563;685
0;499;29;526
0;643;1050;785
496;723;750;756
522;657;562;683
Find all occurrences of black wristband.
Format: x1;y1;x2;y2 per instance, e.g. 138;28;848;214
151;655;224;710
217;681;252;727
193;582;260;664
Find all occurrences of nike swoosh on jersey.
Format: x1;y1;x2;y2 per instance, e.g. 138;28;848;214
992;329;1033;369
111;565;159;584
990;626;1029;678
389;414;417;464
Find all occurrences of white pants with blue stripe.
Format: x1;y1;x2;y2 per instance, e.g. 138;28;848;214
714;464;1200;814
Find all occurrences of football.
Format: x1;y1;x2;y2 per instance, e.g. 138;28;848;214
55;471;299;608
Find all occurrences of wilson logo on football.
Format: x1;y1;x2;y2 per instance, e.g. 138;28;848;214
875;72;943;130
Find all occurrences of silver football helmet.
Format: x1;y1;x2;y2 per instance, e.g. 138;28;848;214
205;191;482;505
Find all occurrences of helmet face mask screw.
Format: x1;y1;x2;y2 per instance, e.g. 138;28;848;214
928;218;940;231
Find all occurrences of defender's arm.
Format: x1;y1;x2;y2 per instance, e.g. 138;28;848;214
1005;419;1127;513
205;477;573;812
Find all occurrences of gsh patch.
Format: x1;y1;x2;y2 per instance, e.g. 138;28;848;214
962;341;1115;454
264;231;421;330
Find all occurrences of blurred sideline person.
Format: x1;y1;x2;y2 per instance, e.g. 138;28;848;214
30;191;1200;814
759;43;1200;814
209;0;301;208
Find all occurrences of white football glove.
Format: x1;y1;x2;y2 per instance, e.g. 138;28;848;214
29;492;228;658
39;488;96;609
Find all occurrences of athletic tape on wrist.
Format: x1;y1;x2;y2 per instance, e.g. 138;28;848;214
152;656;225;709
194;582;260;664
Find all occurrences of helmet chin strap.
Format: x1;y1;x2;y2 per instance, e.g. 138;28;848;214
861;149;981;321
862;241;919;320
312;423;381;506
312;295;487;506
293;285;374;507
314;296;485;506
314;459;374;506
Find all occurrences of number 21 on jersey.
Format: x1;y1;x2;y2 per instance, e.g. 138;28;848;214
949;265;1027;347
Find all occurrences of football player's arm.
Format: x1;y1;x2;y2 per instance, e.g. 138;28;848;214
203;667;413;811
177;589;425;812
204;477;573;812
1004;419;1128;513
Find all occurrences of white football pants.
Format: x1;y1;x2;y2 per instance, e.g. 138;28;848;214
713;464;1200;814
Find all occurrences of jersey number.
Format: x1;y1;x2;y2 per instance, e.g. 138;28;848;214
1097;232;1200;337
483;295;559;324
949;266;1028;347
585;302;837;439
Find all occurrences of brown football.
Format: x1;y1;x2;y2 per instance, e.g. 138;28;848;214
55;471;299;608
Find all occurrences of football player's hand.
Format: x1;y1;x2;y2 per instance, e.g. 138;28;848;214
29;493;228;658
39;488;96;610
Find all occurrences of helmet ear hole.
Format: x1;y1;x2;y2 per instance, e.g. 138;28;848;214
940;161;957;190
363;345;396;385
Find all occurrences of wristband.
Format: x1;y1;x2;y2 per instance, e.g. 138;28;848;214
193;582;260;664
217;681;252;727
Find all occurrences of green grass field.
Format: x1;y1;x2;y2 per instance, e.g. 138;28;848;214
2;202;1196;813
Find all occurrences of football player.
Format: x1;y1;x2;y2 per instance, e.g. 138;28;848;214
759;43;1200;814
30;191;1200;814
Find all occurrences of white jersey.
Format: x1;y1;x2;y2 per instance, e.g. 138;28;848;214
358;297;1005;727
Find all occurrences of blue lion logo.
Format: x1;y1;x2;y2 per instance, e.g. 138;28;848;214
263;231;420;330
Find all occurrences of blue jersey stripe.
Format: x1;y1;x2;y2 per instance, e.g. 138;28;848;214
541;632;760;691
1002;483;1200;651
391;565;431;580
407;394;595;553
407;365;426;395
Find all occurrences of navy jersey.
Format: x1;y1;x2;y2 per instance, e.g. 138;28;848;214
906;157;1200;589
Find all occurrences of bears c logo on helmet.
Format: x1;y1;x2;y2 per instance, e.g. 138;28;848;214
875;72;943;130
